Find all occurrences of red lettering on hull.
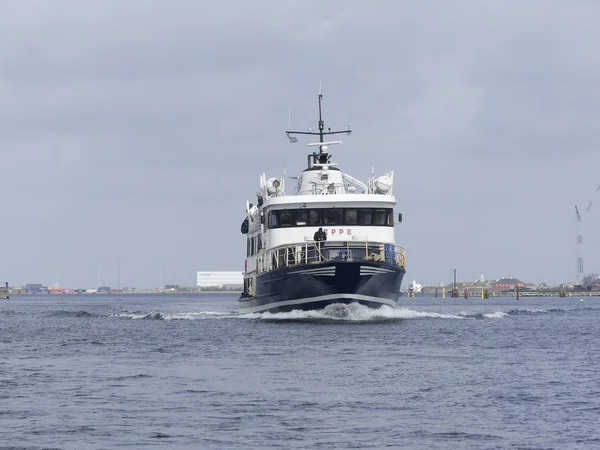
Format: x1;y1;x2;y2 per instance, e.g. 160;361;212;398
323;229;353;235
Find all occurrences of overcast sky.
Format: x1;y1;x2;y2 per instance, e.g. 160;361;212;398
1;0;599;289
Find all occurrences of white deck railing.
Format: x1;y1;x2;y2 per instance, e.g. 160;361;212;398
254;240;405;275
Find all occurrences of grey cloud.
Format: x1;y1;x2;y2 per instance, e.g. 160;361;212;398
1;0;599;288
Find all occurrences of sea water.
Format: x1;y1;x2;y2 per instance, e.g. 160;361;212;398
1;293;599;449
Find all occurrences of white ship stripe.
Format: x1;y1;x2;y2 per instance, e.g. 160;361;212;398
287;268;336;275
239;293;397;314
360;271;394;275
360;267;396;273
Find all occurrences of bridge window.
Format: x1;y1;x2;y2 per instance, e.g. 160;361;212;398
344;208;358;225
374;209;389;225
269;212;278;228
358;209;373;225
279;210;294;227
268;208;394;229
295;210;308;226
309;209;323;226
324;208;343;226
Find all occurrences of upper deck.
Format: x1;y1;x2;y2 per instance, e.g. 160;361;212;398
242;92;402;246
264;193;396;208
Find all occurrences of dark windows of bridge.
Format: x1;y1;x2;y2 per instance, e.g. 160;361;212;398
358;209;373;225
268;208;393;229
295;210;309;226
309;209;323;226
374;209;389;225
324;208;343;226
269;212;278;228
344;208;358;225
279;210;294;227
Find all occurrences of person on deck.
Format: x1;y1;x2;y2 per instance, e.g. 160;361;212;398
313;227;327;260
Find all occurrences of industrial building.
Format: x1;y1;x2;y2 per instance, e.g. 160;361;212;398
196;271;243;290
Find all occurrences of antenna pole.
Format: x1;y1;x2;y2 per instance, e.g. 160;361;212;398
318;94;324;143
286;91;352;153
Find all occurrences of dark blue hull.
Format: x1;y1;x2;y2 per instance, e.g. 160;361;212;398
238;261;405;313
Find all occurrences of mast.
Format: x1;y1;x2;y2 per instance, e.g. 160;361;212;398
286;93;351;165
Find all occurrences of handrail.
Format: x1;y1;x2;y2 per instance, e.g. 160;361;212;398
255;239;405;274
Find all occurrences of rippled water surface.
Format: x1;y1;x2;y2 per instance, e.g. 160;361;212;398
2;293;600;449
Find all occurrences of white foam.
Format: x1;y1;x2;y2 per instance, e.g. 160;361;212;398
114;311;236;320
162;312;235;320
239;303;467;321
483;311;507;319
114;312;153;320
113;303;548;322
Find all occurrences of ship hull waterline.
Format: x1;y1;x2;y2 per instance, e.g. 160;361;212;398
239;261;405;314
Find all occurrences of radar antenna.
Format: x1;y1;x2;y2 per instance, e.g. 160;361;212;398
286;93;351;152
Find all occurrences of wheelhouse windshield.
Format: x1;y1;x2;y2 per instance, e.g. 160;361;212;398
268;208;394;228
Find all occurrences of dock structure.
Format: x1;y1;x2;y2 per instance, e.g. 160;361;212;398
422;284;600;298
501;290;600;298
0;282;9;299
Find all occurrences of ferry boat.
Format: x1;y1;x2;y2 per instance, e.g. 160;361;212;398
239;93;406;313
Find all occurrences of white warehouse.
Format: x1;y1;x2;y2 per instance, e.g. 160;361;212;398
196;271;243;290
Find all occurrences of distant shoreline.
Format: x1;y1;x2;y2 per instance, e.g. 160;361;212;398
7;290;242;295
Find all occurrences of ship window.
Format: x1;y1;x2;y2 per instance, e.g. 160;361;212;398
374;209;388;225
309;209;323;226
344;208;358;225
358;209;373;225
268;207;393;228
247;238;250;256
324;208;342;226
280;210;293;227
295;210;308;226
269;212;278;228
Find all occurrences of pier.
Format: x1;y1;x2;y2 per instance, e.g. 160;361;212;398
0;282;9;299
501;290;600;298
423;286;600;299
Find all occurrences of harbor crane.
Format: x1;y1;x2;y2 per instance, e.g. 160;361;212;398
575;184;600;286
